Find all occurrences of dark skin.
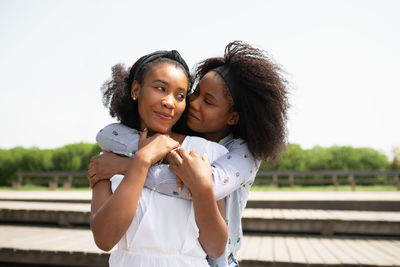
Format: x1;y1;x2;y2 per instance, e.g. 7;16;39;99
90;63;228;258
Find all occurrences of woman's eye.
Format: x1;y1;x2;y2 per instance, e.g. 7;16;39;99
177;93;186;100
204;98;213;105
155;86;165;91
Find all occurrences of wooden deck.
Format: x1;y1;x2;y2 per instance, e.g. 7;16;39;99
1;201;399;236
238;235;400;266
1;190;400;266
1;225;399;267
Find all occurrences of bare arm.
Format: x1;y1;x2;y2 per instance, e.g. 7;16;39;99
88;152;131;188
90;131;179;251
90;153;151;251
168;148;228;259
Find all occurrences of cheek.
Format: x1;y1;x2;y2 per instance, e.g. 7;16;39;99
176;101;186;116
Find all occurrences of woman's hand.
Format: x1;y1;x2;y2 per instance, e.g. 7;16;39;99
87;152;131;188
136;128;180;166
167;148;213;198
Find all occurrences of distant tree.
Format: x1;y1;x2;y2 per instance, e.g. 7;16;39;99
392;146;400;170
260;144;390;171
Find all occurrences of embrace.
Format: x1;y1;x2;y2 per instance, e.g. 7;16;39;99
88;41;289;267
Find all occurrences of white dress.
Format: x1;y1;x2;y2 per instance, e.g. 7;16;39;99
108;136;228;267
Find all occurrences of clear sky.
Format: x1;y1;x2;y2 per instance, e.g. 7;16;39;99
0;0;399;158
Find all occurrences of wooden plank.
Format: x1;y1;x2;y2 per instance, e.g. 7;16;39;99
377;240;400;262
238;235;262;261
345;238;393;266
319;237;357;265
295;237;322;264
363;239;400;266
273;236;291;263
0;225;103;253
285;237;307;263
257;235;273;262
271;208;283;219
262;208;273;219
330;237;373;265
0;201;90;212
308;237;340;265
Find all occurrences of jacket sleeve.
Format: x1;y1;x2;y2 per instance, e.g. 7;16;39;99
210;139;260;200
96;124;260;200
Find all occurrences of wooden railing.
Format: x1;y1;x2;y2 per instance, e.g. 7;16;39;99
255;170;400;191
13;170;400;191
13;171;88;190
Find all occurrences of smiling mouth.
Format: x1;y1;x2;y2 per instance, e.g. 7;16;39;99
155;111;173;121
187;111;200;121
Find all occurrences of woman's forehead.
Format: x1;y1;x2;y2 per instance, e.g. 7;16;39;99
143;63;188;88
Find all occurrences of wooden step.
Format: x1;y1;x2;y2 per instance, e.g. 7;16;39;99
2;191;400;211
237;235;400;267
0;201;90;227
0;225;108;267
1;225;399;267
0;191;91;203
242;208;400;236
247;191;400;211
1;201;400;236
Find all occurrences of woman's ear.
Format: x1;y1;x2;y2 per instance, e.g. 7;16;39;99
227;111;239;126
131;81;140;100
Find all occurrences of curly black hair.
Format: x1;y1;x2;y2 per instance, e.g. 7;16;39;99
194;41;289;161
101;55;192;134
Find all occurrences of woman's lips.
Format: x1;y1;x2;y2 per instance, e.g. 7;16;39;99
187;111;200;121
155;111;173;121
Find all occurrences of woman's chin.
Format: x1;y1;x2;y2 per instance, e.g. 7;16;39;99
187;121;202;134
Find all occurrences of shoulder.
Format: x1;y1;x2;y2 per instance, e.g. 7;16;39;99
220;136;250;154
98;123;140;136
96;123;141;156
96;123;141;140
222;137;261;167
184;136;228;162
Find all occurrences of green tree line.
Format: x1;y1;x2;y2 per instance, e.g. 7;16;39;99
0;143;101;186
0;143;397;186
261;144;394;171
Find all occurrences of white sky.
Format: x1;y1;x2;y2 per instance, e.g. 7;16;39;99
0;0;399;159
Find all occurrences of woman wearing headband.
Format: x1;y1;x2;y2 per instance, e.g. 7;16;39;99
90;50;229;267
90;41;289;266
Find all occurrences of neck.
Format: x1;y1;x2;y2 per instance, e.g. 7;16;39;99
146;128;186;144
202;130;229;143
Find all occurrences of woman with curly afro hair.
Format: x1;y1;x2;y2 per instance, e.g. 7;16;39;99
90;41;289;267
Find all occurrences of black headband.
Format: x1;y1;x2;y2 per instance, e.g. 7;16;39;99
212;65;240;107
129;50;189;83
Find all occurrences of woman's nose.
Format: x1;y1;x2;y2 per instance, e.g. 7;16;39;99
161;94;174;108
189;94;199;110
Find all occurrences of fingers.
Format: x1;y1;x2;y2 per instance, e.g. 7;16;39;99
177;148;191;159
187;188;192;199
90;155;100;163
138;128;148;149
201;153;209;164
176;176;183;192
141;128;148;138
168;148;183;166
87;167;96;178
89;175;99;189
